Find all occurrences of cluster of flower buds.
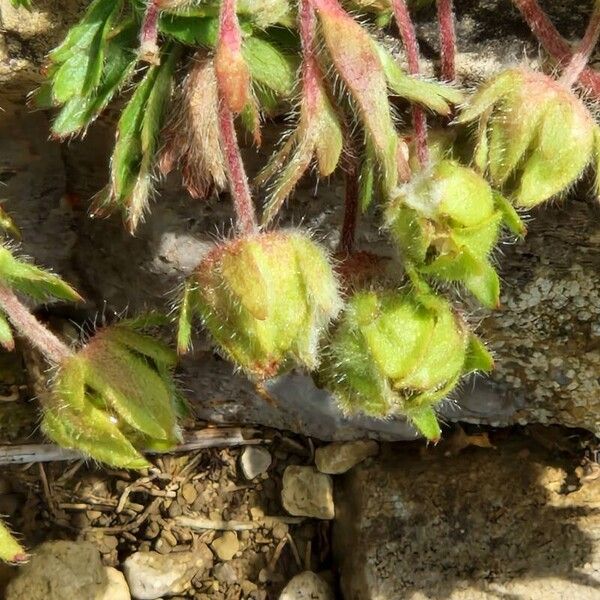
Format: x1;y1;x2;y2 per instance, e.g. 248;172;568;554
385;159;525;308
321;288;493;440
458;67;600;208
178;230;343;379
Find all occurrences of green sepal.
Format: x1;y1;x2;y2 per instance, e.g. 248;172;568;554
177;281;197;354
0;520;27;564
464;334;494;373
408;405;441;441
493;191;526;237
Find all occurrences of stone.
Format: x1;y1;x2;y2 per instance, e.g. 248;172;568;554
211;531;239;561
122;545;213;600
279;571;334;600
281;466;334;520
315;440;379;474
240;446;272;480
334;435;600;599
99;567;130;600
5;540;125;600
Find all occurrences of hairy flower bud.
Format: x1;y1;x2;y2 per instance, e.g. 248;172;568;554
42;320;181;469
385;159;524;308
322;288;492;440
458;67;600;208
178;230;342;379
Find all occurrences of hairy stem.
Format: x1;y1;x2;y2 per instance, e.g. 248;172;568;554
436;0;456;81
139;0;161;64
299;0;321;109
217;100;258;235
339;152;360;255
391;0;429;167
0;284;72;365
513;0;600;97
559;1;600;88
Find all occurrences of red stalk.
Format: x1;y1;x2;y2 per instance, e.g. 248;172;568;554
390;0;429;167
0;284;72;365
339;153;359;255
436;0;456;81
217;99;258;235
559;1;600;88
139;0;161;64
299;0;322;112
513;0;600;97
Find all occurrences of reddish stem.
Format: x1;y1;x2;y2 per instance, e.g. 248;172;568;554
217;99;258;235
339;153;360;255
390;0;429;167
299;0;322;111
436;0;456;81
559;2;600;88
140;0;161;64
218;0;243;56
513;0;600;97
0;284;72;365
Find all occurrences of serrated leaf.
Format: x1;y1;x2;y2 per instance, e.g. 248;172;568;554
51;22;138;138
50;0;120;64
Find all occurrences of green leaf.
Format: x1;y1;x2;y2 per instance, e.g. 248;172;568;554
0;311;14;351
10;0;32;9
0;246;82;303
159;14;220;46
376;43;463;114
0;206;20;239
52;51;91;104
105;326;177;368
242;36;297;97
50;0;119;64
51;22;138;138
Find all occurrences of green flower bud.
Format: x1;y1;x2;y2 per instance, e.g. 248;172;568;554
385;159;521;308
322;288;493;440
179;230;343;379
458;67;600;208
42;320;181;469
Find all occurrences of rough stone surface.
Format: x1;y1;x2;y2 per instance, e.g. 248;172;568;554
279;571;334;600
334;436;600;599
211;531;240;562
281;466;335;520
240;446;272;480
2;0;600;438
315;440;379;474
122;546;213;600
5;540;116;600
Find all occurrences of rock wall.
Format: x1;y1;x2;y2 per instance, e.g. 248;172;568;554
1;0;600;439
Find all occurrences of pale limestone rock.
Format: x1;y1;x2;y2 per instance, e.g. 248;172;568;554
279;571;334;600
211;531;240;561
315;440;379;474
282;466;334;520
